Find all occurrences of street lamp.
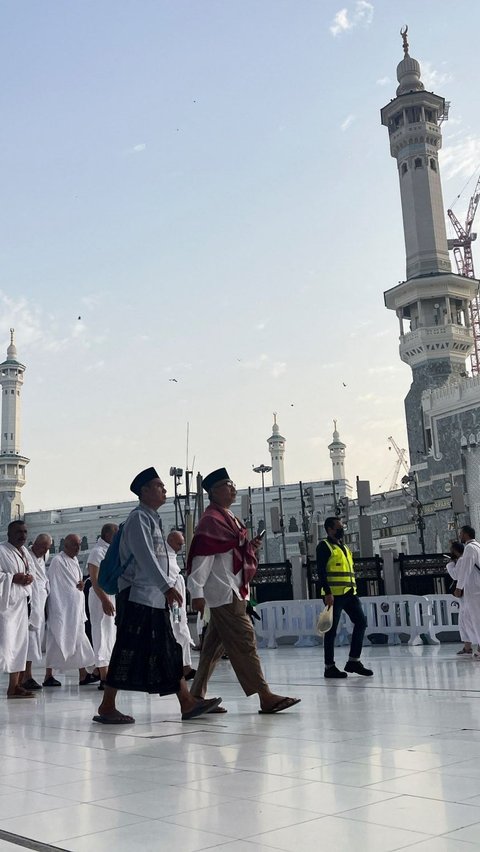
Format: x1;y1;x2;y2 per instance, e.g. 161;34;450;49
401;472;426;558
253;464;272;563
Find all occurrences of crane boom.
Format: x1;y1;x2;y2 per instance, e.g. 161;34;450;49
387;436;409;490
447;171;480;373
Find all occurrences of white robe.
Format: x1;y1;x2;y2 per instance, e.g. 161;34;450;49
27;549;49;663
456;540;480;646
447;558;471;643
0;542;32;672
46;552;95;671
167;545;194;667
87;538;116;667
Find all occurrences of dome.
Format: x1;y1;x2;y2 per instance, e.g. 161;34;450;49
6;328;18;361
396;54;424;96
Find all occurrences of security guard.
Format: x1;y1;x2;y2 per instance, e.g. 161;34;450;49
316;517;373;679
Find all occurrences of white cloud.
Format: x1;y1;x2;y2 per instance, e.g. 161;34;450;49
256;319;268;331
238;353;287;379
131;143;146;153
368;365;401;375
330;8;351;36
341;114;355;131
441;134;480;181
271;361;287;378
376;76;391;86
419;60;452;92
330;1;374;37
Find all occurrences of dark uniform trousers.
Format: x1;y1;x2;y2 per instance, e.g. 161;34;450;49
324;589;367;666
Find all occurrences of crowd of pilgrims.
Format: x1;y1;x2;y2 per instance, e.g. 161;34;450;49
0;519;196;700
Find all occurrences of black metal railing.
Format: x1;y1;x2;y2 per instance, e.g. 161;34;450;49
251;560;293;603
398;553;450;596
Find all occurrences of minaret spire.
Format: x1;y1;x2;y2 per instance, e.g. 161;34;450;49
267;413;285;486
381;33;477;461
0;332;30;525
328;420;346;481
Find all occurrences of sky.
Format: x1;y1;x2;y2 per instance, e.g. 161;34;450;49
1;0;479;511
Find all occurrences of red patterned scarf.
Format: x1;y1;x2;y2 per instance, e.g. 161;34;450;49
187;504;257;599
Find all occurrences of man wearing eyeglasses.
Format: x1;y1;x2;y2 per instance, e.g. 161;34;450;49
188;468;301;715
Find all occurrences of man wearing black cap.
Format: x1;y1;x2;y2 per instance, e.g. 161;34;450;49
187;468;301;714
94;467;221;724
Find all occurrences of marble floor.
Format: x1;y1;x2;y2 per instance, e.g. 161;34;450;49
1;644;480;851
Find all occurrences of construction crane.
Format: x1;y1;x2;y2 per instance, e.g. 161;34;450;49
447;171;480;373
387;436;409;491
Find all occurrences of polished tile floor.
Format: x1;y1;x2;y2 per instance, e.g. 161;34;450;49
1;644;480;851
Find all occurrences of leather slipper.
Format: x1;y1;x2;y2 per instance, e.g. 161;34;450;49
208;705;227;713
92;713;135;725
182;697;222;720
258;697;301;714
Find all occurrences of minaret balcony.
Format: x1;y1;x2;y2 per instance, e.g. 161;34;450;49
399;324;472;366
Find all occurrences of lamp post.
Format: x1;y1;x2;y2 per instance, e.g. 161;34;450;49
253;464;272;563
401;472;426;558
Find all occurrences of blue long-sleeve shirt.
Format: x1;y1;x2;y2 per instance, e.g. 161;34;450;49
118;503;174;608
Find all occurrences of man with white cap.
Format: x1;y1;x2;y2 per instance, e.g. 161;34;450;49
166;530;196;680
94;467;221;724
188;467;301;714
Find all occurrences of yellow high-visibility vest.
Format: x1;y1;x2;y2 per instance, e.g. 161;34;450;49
322;539;356;596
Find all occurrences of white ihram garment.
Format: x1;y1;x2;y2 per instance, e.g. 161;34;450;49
456;540;480;646
46;552;95;671
447;558;471;643
166;544;194;667
0;543;32;672
27;549;49;663
87;538;116;667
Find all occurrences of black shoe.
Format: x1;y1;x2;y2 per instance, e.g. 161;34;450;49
97;680;106;691
344;660;373;676
184;669;196;681
79;673;98;686
22;678;43;690
324;665;348;679
43;676;61;687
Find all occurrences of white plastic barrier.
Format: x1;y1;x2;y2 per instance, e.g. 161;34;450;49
423;594;461;644
254;600;349;649
254;595;433;648
360;595;432;646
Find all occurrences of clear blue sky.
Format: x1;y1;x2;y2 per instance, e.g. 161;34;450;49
1;0;479;509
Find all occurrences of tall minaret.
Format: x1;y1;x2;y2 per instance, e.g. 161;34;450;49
267;413;285;485
328;420;346;481
0;330;29;525
382;28;477;459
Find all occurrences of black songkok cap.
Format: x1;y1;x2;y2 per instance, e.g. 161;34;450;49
130;467;159;496
202;467;230;492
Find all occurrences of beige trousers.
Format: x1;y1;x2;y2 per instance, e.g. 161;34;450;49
190;595;268;698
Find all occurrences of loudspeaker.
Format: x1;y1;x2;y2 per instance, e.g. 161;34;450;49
451;486;466;514
270;506;281;533
357;480;372;508
241;494;250;520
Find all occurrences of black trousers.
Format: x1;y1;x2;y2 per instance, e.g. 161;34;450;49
324;590;367;666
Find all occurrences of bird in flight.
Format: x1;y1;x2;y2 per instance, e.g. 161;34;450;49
169;378;178;383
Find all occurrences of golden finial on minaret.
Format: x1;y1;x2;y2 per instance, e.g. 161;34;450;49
400;25;409;56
